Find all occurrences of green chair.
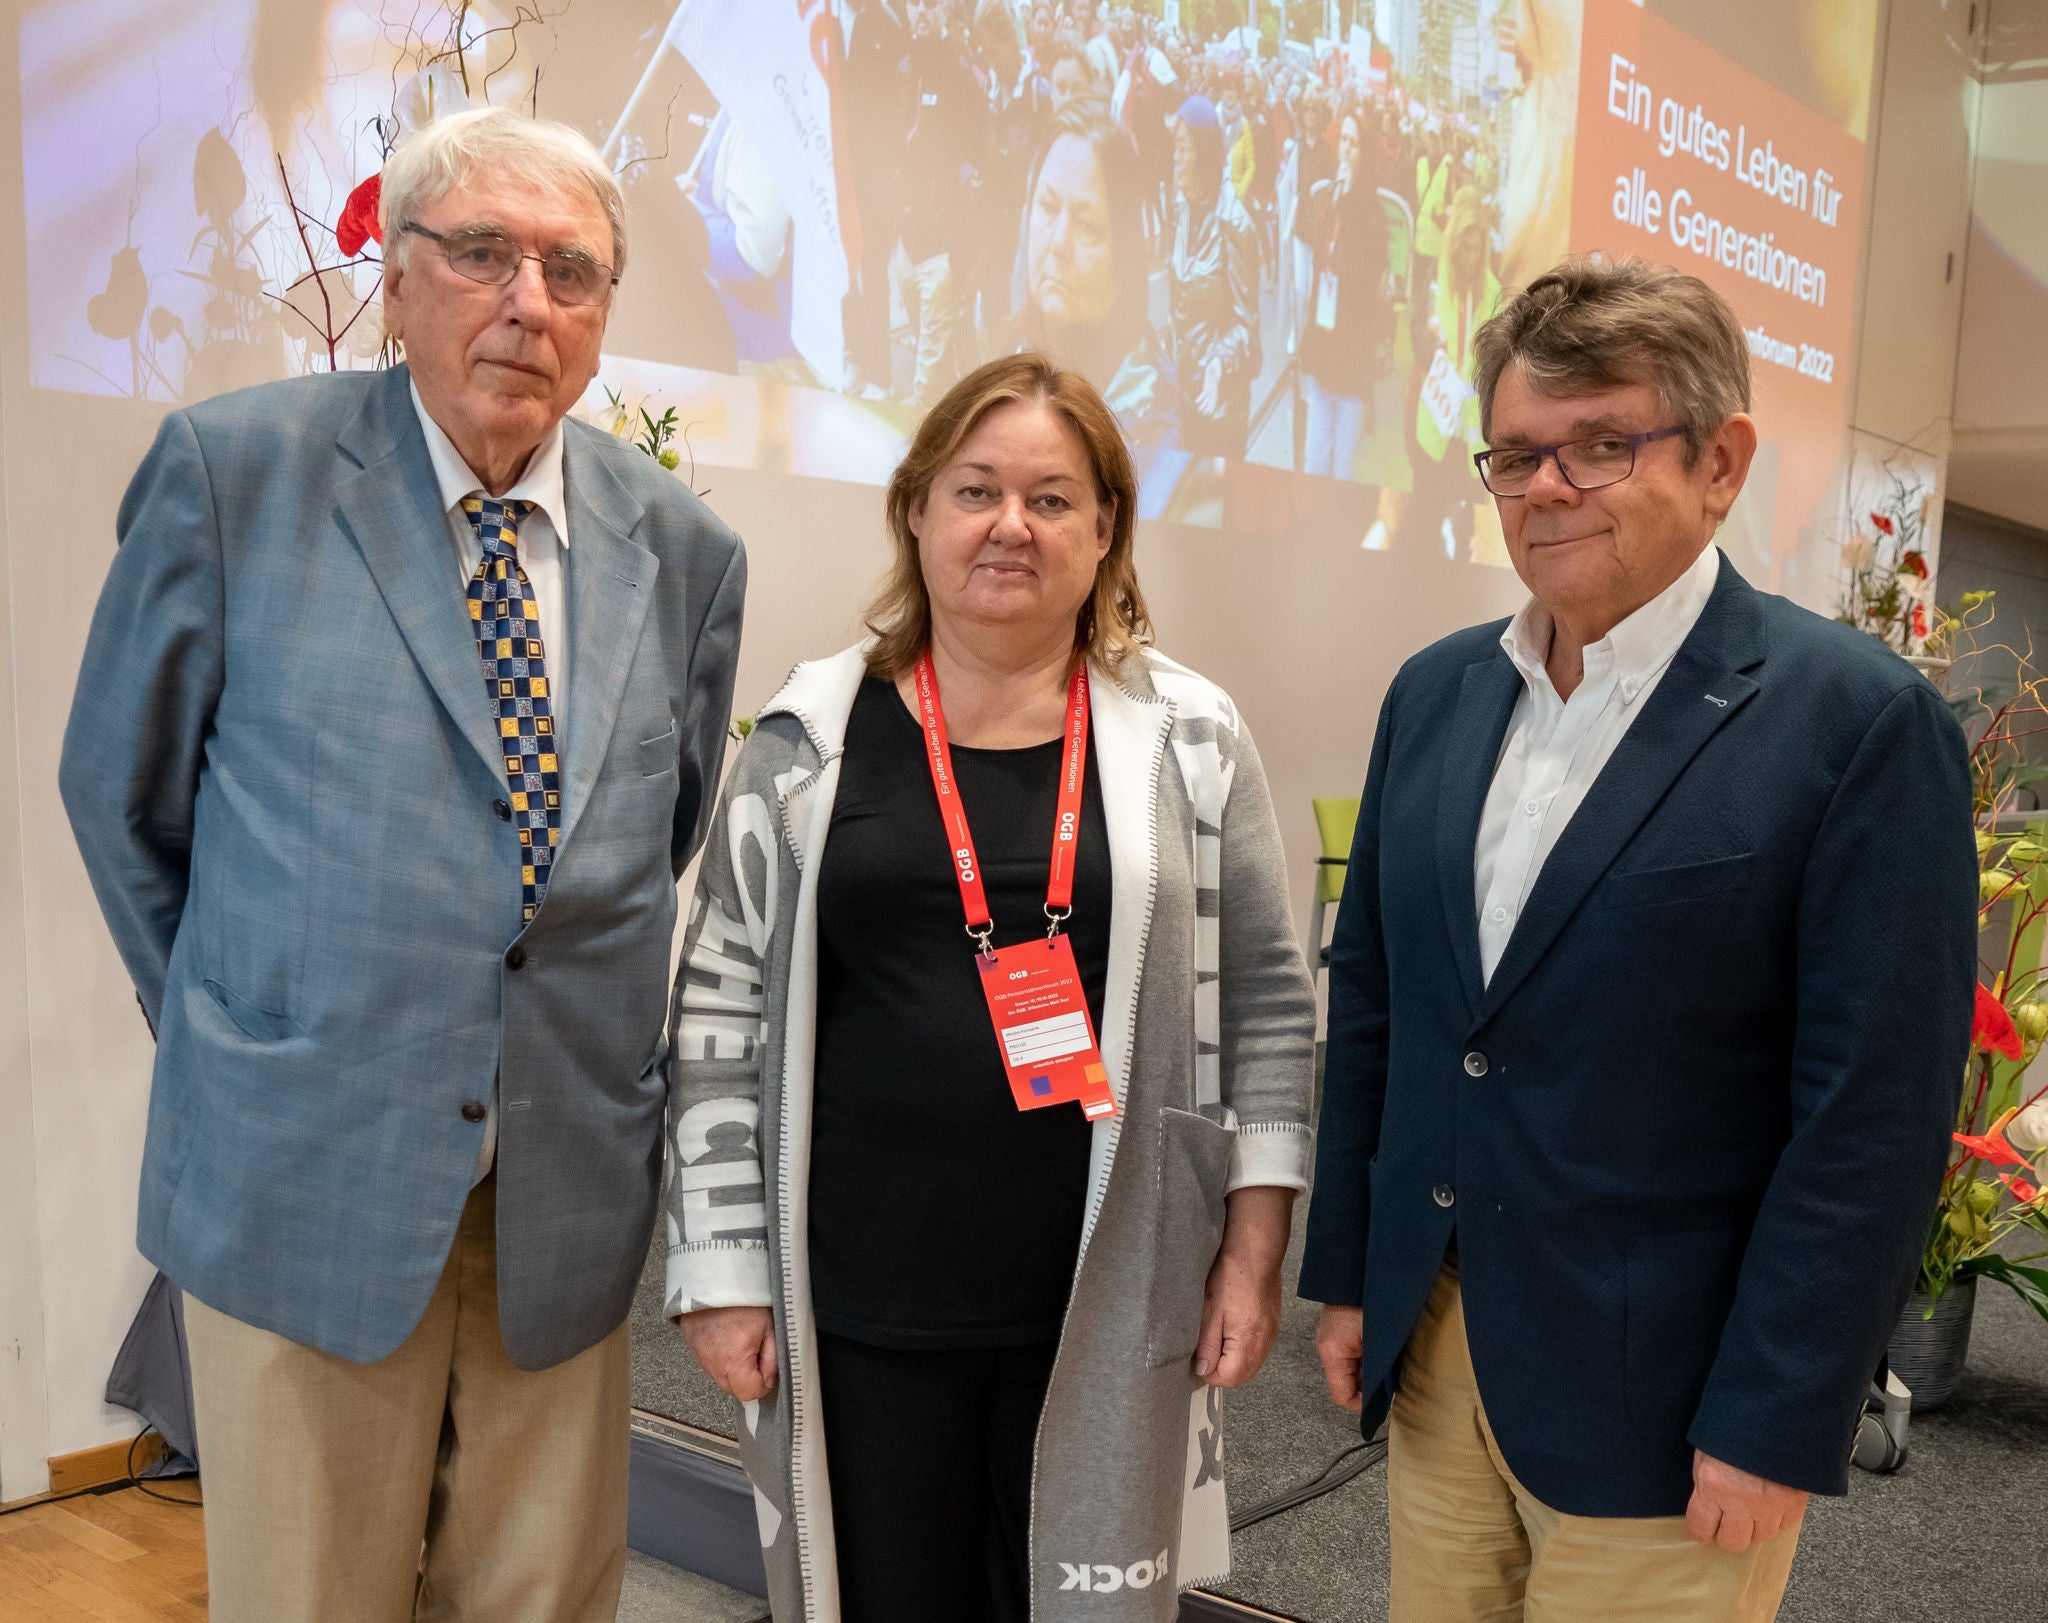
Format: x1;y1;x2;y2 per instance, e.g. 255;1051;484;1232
1309;797;1361;978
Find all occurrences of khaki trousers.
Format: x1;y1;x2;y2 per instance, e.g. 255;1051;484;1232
1387;1266;1799;1623
184;1176;631;1623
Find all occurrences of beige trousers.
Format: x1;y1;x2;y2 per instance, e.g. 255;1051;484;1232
1387;1266;1799;1623
184;1176;631;1623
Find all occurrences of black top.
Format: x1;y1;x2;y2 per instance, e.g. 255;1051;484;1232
809;674;1110;1348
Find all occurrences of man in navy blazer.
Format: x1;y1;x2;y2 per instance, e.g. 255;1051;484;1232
1301;259;1976;1621
60;110;743;1622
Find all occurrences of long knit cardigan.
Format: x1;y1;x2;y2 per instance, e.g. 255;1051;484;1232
663;644;1316;1621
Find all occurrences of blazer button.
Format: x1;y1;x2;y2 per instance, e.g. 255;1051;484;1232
492;799;512;821
505;946;527;971
1433;1184;1456;1208
1463;1051;1489;1077
461;1102;487;1123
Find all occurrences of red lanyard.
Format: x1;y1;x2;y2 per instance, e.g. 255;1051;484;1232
913;649;1091;956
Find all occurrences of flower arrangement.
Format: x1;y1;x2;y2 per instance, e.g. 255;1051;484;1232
1920;591;2048;1322
599;385;684;470
1836;466;1939;657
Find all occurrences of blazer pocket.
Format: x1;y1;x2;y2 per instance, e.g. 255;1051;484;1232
638;723;680;779
1601;852;1755;909
1143;1107;1238;1368
202;978;294;1044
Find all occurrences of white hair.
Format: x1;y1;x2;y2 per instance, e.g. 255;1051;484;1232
379;106;627;280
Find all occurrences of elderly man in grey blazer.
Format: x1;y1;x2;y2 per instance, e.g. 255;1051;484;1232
59;107;745;1623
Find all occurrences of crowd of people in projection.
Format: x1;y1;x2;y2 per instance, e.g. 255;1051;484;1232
649;0;1577;549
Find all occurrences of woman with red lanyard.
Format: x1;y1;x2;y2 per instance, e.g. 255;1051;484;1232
665;353;1316;1622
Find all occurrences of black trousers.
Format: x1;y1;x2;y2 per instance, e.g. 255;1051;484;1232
816;1332;1060;1623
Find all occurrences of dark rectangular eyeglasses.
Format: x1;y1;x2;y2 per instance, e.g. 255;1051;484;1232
1473;425;1687;496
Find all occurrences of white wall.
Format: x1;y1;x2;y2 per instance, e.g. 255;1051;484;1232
1948;0;2048;531
0;15;53;1490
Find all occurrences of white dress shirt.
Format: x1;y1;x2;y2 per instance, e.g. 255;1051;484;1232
1474;543;1722;984
410;383;573;1180
410;381;572;710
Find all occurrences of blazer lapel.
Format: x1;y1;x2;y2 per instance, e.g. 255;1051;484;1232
334;367;505;786
556;429;657;850
1437;652;1523;1020
1476;559;1767;1023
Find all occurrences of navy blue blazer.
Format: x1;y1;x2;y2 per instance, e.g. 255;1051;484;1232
1299;555;1976;1516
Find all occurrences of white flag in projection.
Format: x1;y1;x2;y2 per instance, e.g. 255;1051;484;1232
664;0;852;388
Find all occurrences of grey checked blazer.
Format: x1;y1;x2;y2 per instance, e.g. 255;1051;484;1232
61;364;745;1369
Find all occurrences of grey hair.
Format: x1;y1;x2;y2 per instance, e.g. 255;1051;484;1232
1473;257;1751;463
380;106;628;281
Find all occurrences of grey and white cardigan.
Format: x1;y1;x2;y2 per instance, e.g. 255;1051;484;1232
664;644;1316;1622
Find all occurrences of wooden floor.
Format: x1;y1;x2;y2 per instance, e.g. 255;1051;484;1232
0;1485;207;1621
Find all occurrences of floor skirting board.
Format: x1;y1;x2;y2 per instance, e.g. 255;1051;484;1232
627;1413;767;1600
624;1411;1306;1622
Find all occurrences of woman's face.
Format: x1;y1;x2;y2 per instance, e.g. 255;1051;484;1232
1027;134;1116;335
1337;115;1362;187
910;400;1113;643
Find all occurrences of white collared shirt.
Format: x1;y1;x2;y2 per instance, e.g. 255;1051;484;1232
410;381;572;710
1474;543;1722;984
410;383;573;1183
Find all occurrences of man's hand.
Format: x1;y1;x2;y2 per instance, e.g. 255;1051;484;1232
1685;1450;1807;1552
1315;1304;1365;1412
677;1306;779;1403
1193;1187;1294;1387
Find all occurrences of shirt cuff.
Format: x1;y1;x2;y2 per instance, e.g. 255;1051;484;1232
665;1238;774;1318
1226;1120;1313;1194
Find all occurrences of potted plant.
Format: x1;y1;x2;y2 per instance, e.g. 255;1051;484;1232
1889;592;2048;1408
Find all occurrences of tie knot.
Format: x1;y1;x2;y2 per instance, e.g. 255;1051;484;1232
461;496;537;556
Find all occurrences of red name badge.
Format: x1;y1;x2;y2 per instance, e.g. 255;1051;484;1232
915;650;1119;1121
977;936;1118;1119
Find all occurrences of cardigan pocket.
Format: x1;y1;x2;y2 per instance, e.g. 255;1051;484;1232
1142;1107;1237;1367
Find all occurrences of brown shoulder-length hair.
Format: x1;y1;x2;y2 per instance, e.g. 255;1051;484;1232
865;352;1151;678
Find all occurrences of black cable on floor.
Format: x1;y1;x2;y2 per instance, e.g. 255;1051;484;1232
0;1478;132;1519
1228;1438;1387;1534
125;1425;202;1507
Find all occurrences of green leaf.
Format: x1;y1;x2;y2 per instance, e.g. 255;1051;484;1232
1968;1254;2048;1322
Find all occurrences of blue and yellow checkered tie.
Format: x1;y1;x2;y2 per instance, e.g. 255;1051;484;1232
462;497;563;923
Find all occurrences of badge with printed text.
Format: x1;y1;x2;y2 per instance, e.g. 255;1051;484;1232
978;935;1117;1118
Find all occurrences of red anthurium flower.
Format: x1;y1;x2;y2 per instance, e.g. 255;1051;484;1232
1898;550;1928;577
1974;983;2025;1059
1999;1172;2043;1203
1955;1128;2029;1168
1871;512;1895;535
336;173;382;257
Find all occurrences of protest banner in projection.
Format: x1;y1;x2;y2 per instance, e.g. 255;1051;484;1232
665;0;854;389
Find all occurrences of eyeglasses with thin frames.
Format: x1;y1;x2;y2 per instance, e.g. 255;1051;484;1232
401;223;617;308
1472;425;1687;497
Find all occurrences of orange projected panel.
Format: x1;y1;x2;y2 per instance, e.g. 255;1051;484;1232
1572;0;1867;583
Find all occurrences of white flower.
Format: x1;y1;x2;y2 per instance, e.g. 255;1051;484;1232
1842;536;1875;571
1900;570;1934;601
2009;1098;2048;1154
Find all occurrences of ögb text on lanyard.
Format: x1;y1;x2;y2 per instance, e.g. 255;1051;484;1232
914;650;1117;1121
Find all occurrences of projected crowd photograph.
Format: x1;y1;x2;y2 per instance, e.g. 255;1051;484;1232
610;0;1579;554
23;0;1869;574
